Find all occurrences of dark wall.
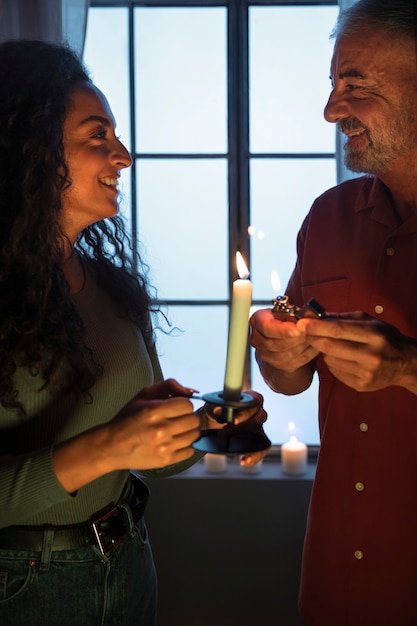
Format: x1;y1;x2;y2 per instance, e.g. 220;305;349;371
142;459;314;626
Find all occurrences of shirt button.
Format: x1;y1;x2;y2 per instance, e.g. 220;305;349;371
386;247;395;256
374;304;384;314
355;482;365;492
359;422;368;432
354;550;364;560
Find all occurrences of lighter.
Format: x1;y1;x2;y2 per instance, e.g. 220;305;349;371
272;295;326;320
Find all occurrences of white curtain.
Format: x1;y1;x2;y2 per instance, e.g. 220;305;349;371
0;0;89;57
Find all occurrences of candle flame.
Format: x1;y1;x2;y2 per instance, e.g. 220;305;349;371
236;251;250;279
290;435;298;444
271;269;281;292
288;421;295;431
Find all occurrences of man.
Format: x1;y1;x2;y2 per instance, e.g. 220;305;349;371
250;1;417;625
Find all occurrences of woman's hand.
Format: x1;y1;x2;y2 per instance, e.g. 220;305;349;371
202;390;270;467
52;379;200;493
134;378;198;401
104;379;200;470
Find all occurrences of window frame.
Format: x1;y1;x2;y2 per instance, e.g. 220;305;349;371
87;0;339;448
88;0;339;303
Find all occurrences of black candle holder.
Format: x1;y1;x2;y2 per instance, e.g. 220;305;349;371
192;390;271;454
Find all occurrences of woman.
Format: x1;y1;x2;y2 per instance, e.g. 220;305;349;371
0;40;266;625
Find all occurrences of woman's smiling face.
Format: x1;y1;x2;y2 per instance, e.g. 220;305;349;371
60;83;132;242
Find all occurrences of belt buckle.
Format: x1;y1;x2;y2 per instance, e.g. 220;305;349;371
91;507;127;555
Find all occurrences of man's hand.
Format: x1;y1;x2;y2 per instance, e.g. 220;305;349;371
297;312;417;393
249;308;318;395
250;308;319;372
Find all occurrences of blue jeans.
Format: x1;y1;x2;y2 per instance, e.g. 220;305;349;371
0;517;157;626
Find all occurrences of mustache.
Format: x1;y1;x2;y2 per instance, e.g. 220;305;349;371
337;118;369;134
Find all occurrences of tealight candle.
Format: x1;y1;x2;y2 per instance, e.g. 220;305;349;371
204;453;227;474
281;436;307;475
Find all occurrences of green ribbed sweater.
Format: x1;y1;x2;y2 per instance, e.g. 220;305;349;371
0;271;202;529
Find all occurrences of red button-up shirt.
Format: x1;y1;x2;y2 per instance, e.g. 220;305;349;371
287;176;417;626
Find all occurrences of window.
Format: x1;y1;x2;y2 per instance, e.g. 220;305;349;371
84;0;339;445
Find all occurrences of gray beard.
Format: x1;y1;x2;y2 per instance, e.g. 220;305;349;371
344;137;404;177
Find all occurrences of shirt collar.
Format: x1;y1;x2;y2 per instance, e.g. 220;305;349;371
354;176;407;230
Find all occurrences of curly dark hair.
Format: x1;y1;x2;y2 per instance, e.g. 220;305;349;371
0;39;156;412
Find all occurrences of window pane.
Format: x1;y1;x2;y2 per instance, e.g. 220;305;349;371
251;357;320;445
137;159;228;300
135;8;227;153
249;6;339;153
84;8;130;152
250;159;336;300
154;305;229;395
117;168;132;238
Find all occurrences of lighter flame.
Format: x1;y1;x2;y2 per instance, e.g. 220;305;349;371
271;269;281;292
236;251;250;279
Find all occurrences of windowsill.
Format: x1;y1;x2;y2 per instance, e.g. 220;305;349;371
171;456;317;481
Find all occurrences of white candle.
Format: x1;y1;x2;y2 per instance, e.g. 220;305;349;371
281;436;307;475
204;453;227;474
223;252;252;401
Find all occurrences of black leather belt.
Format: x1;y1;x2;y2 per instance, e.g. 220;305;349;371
0;474;149;555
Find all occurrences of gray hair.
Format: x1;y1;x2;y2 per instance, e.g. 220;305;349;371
331;0;417;41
